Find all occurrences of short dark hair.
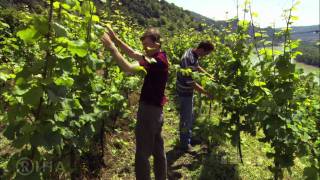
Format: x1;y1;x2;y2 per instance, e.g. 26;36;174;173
140;27;161;43
197;41;214;52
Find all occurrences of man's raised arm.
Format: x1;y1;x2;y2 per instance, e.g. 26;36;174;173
106;26;144;61
101;33;142;74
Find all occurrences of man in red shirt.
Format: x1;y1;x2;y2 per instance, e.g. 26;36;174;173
101;27;168;180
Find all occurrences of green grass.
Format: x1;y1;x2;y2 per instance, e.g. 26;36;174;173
0;132;11;177
295;62;319;74
295;61;320;83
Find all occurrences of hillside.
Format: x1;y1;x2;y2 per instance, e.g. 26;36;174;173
114;0;215;31
0;0;220;31
291;25;319;42
3;0;318;41
1;0;318;68
122;0;319;43
268;25;319;66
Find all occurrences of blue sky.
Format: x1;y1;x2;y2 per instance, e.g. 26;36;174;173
165;0;319;27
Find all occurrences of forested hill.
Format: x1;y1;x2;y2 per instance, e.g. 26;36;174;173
116;0;319;43
113;0;220;31
0;0;222;31
290;25;319;42
2;0;318;40
266;25;320;43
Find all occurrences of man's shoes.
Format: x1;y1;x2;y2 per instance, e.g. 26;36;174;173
167;171;182;179
190;137;202;146
179;144;193;153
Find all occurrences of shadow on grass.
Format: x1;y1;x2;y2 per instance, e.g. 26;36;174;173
166;143;240;180
198;150;240;180
166;145;185;179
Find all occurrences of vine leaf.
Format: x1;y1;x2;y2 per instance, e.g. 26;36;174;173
17;26;38;43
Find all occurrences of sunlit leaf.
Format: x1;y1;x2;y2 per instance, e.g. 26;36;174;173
53;22;68;37
17;26;38;43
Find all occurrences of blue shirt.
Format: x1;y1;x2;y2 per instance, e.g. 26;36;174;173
176;48;199;96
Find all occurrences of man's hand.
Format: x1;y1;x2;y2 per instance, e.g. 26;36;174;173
105;25;117;41
101;33;115;49
100;32;136;73
198;66;214;80
103;25;143;61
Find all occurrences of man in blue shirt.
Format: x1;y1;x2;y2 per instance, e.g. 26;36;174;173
176;41;214;151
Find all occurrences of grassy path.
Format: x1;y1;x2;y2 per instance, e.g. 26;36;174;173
100;98;308;180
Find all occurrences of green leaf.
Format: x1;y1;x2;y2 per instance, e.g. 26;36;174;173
68;40;88;57
53;22;68;37
81;1;96;17
92;15;100;22
0;71;15;82
23;87;43;106
47;89;59;103
253;80;266;87
264;41;272;46
3;123;17;140
48;83;68;99
251;12;259;18
292;51;303;58
0;21;10;29
291;16;299;21
94;24;104;36
53;1;61;9
44;131;62;148
57;56;73;72
54;75;74;87
62;3;71;10
17;26;38;43
276;55;295;76
254;32;262;37
7;105;29;122
12;135;29;148
33;16;48;35
303;166;319;180
30;131;46;147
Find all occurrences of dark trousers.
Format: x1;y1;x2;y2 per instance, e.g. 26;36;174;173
135;102;167;180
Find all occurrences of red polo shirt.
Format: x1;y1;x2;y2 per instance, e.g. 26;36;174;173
139;51;169;107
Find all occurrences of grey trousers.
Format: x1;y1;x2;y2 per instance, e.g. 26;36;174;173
135;101;167;180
